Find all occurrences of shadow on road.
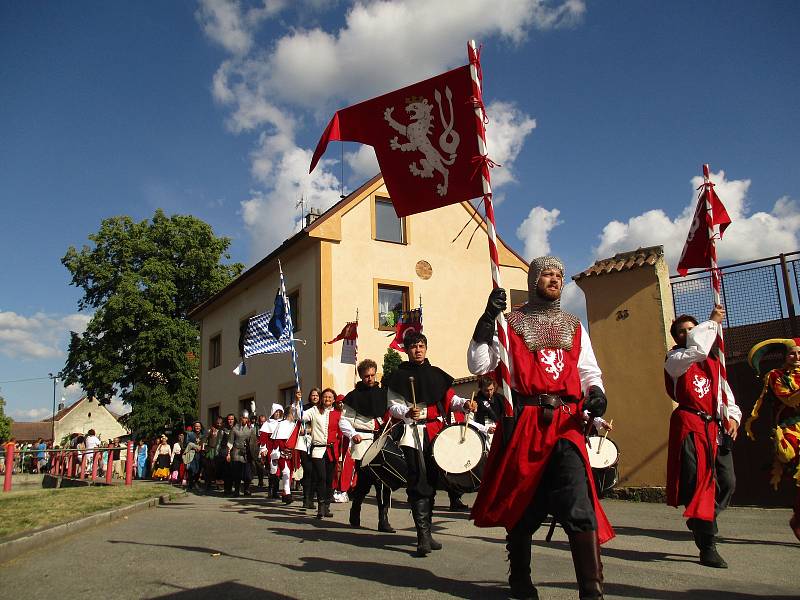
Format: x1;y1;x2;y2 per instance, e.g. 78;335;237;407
147;581;296;599
540;581;799;600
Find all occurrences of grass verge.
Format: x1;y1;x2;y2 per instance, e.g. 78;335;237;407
0;484;175;539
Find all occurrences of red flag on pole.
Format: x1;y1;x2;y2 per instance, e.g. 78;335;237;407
389;309;423;352
325;321;358;345
676;172;731;276
309;65;484;217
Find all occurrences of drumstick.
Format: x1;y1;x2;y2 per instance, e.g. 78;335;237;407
462;392;475;443
597;419;613;453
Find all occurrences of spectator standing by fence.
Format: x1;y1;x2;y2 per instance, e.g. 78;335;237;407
134;439;148;479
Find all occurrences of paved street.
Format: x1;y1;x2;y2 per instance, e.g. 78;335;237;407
0;490;796;599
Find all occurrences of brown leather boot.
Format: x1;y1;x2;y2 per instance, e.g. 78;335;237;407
568;531;604;599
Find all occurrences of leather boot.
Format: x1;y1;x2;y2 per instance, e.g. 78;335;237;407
692;531;728;568
506;529;538;600
411;498;432;557
323;502;334;518
568;531;604;599
349;494;363;527
302;484;315;509
316;502;324;519
423;497;442;550
377;486;396;533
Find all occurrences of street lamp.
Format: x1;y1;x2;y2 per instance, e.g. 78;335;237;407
48;372;60;443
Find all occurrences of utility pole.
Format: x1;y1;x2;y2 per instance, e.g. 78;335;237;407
48;372;60;443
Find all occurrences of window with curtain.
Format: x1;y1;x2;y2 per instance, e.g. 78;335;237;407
377;284;408;330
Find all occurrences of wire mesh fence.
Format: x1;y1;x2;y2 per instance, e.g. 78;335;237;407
671;252;800;363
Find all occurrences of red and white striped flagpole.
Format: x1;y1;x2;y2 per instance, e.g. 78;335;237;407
468;40;514;416
703;164;729;420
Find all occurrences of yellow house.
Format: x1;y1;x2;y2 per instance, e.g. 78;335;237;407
189;174;529;424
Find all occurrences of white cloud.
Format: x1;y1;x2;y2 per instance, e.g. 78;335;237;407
196;0;287;56
485;101;537;188
200;0;576;260
516;206;563;260
241;147;342;257
560;281;587;326
8;406;51;420
0;311;91;360
344;145;380;184
594;170;800;269
107;397;132;416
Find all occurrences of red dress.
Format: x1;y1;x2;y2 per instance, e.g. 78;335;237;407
665;353;721;522
471;326;614;544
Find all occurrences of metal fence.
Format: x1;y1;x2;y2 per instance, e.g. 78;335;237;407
671;251;800;363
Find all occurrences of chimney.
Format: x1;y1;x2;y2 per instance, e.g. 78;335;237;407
305;207;321;227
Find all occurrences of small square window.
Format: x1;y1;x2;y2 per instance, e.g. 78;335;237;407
377;284;409;330
209;334;221;370
281;385;297;410
375;198;405;243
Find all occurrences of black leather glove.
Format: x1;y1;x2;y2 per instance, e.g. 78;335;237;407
584;385;607;418
472;288;507;344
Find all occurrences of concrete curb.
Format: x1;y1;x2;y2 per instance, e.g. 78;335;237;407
0;491;186;564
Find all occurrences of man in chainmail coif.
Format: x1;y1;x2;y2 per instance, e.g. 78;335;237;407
467;256;613;600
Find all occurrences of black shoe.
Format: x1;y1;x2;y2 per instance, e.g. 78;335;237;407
378;518;396;533
302;499;315;510
509;578;539;600
242;490;252;497
282;495;293;505
449;499;470;512
699;546;728;568
323;503;334;518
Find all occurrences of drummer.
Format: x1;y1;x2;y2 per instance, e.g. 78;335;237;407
472;375;503;439
387;331;477;556
342;358;395;533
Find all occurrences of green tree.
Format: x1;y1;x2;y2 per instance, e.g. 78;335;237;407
62;209;243;437
381;348;403;385
0;394;12;442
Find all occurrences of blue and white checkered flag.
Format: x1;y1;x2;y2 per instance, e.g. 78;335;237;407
233;309;293;375
243;311;293;357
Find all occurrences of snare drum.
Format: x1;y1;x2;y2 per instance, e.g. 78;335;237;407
361;425;408;491
431;423;487;493
586;435;619;497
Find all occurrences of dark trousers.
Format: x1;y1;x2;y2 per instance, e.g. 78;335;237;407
230;461;252;493
402;445;439;503
312;456;334;504
351;460;381;501
299;450;317;501
511;439;597;537
203;458;217;490
254;458;266;487
679;433;736;535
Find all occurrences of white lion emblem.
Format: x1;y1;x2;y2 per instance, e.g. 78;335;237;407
383;86;460;196
692;374;710;398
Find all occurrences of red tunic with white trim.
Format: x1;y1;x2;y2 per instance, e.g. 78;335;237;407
665;352;720;522
471;326;614;543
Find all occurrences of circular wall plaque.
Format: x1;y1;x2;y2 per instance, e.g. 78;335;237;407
415;260;432;280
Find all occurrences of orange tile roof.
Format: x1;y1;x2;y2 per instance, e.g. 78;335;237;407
573;245;663;281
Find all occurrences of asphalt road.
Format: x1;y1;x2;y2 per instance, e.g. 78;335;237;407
0;489;796;599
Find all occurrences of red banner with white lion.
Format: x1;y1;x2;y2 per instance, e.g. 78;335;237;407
309;65;483;217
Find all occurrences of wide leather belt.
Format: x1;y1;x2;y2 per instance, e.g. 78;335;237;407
512;392;576;425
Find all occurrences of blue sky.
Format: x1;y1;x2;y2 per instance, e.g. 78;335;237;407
1;0;798;419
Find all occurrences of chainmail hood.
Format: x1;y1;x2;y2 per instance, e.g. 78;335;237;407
508;255;580;352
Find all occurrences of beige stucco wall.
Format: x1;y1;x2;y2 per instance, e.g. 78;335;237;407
55;398;128;443
325;184;529;392
576;258;675;487
198;242;321;422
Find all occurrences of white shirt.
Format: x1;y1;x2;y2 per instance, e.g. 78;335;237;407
388;388;469;449
664;320;741;427
300;406;356;459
